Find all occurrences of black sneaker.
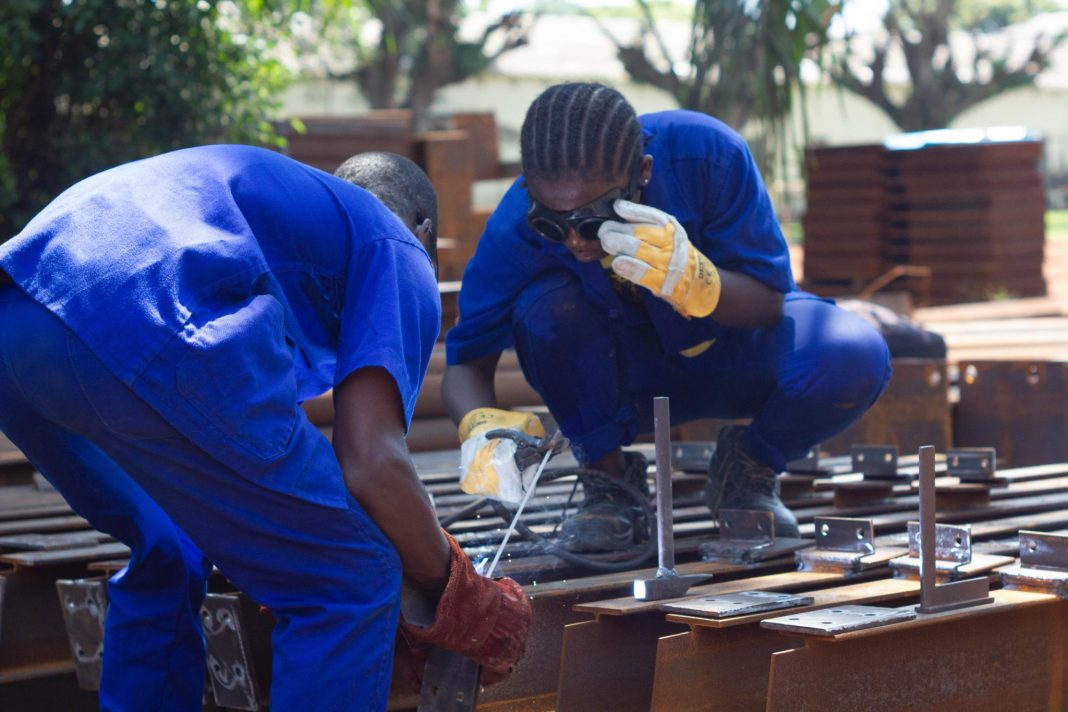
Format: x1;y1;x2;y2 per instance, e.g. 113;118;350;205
557;452;650;553
703;426;800;538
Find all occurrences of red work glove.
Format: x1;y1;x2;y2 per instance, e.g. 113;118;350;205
400;531;531;685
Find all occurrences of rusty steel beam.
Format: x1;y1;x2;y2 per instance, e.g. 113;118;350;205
764;590;1067;711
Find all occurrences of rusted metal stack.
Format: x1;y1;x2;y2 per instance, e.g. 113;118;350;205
803;133;1047;306
885;136;1047;305
802;144;892;297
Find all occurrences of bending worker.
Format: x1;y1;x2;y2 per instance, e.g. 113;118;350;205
0;146;529;710
444;83;891;551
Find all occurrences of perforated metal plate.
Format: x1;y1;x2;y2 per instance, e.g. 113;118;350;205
907;521;972;563
851;445;899;478
761;605;916;636
1019;530;1068;571
947;448;997;482
202;593;261;711
814;517;875;555
786;446;821;474
671;442;715;473
56;578;108;690
662;590;813;619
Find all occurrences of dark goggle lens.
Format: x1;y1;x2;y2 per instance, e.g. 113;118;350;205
575;218;607;242
528;215;568;243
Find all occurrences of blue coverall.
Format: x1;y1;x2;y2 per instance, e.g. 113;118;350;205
0;145;440;710
446;111;891;468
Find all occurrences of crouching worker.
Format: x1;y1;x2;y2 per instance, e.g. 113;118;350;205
443;83;892;552
0;146;530;711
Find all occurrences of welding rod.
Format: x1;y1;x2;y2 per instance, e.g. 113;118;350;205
653;396;674;574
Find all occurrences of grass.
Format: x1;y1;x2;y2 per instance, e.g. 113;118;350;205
1048;210;1068;242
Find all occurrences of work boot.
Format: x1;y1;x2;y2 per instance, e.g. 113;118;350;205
557;452;650;553
703;425;800;538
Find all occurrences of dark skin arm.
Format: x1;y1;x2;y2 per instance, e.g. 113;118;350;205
333;366;450;599
442;351;501;425
711;268;784;328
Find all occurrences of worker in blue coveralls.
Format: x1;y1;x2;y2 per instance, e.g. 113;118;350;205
443;83;892;551
0;146;530;711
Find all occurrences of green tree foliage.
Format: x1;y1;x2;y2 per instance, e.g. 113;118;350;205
0;0;290;238
330;1;529;130
600;1;840;131
829;0;1066;131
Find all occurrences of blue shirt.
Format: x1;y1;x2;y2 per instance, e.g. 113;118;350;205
0;145;440;505
446;110;794;364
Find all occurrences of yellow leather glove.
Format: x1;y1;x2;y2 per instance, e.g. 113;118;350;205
598;200;721;318
458;408;545;504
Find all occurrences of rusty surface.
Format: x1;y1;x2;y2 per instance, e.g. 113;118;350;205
765;591;1066;712
956;361;1068;467
555;615;685;712
0;563;85;683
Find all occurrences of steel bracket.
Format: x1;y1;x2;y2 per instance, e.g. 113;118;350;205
892;522;984;579
670;442;714;473
760;604;916;636
796;517;896;575
946;448;997;482
1000;531;1068;598
851;444;900;479
55;577;108;691
202;593;264;711
786;446;821;474
661;590;813;619
699;509;810;564
913;446;993;614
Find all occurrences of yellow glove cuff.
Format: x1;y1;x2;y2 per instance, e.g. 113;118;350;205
674;249;722;319
458;407;546;442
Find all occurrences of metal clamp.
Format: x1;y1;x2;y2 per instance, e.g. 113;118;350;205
946;448;997;483
851;444;900;479
796;517;901;575
999;531;1068;598
699;509;810;564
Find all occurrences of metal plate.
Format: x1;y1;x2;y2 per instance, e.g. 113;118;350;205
55;578;108;691
946;448;997;482
908;521;972;563
671;442;714;473
786;447;821;474
419;646;481;711
662;591;813;619
760;605;916;636
0;531;111;551
851;445;899;478
202;593;262;711
814;517;875;555
1019;530;1068;571
717;509;775;545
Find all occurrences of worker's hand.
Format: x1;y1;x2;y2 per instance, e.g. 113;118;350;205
400;531;532;686
458;408;545;504
599;200;721;318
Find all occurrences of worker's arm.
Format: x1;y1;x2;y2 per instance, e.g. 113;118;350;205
332;366;449;598
442;351;501;424
712;269;784;328
601;200;784;329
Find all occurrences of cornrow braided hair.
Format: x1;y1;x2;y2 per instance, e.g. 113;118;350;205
520;82;644;183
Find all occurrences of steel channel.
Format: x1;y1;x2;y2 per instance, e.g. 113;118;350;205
918;445;937;610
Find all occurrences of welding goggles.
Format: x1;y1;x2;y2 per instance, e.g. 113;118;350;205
526;174;642;243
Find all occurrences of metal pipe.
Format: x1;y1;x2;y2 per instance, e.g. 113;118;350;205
653;396;674;575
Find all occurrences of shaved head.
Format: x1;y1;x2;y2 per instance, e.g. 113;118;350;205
335;152;438;266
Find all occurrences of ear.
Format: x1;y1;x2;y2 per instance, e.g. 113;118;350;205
640;155;653;186
414;218;433;245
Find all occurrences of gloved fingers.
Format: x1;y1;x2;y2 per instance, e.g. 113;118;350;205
610;255;667;294
460;434;525;504
612;199;672;226
598;222;642;257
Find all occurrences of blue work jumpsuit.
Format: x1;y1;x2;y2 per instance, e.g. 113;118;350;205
0;145;440;710
446;110;891;468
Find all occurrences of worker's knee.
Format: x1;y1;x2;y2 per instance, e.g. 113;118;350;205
807;312;891;410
